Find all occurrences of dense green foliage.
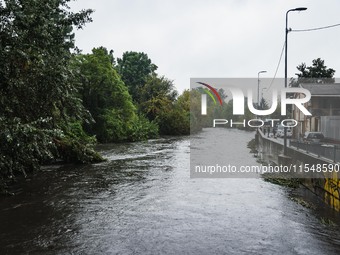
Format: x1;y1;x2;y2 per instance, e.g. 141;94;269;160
157;90;190;135
0;0;191;192
116;51;190;136
73;48;190;139
117;51;158;104
291;58;335;86
0;0;100;191
72;47;158;142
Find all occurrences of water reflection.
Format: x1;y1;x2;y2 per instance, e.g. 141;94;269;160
0;130;340;254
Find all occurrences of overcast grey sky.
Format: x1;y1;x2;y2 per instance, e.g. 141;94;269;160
70;0;340;93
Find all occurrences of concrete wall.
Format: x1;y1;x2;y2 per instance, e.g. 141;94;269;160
321;116;340;141
258;132;283;165
258;130;340;212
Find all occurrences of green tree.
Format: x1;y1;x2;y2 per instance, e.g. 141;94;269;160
157;90;190;135
116;51;158;103
189;89;204;133
137;74;203;135
0;0;93;122
259;97;269;110
0;0;98;191
73;47;158;142
291;58;335;86
188;88;232;132
139;74;178;121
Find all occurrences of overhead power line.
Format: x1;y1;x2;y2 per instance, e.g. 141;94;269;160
266;41;285;92
264;22;340;93
291;23;340;32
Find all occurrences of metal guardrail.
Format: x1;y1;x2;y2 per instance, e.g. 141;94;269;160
290;140;340;163
311;108;340;116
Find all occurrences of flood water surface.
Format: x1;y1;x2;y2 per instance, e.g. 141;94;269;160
1;129;340;254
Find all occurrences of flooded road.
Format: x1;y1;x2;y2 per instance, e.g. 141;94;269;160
1;129;340;254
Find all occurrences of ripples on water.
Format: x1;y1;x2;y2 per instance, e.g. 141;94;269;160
0;129;340;254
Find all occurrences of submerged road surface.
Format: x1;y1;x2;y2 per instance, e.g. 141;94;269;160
1;129;340;254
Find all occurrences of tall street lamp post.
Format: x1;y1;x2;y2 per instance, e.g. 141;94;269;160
257;70;267;111
261;87;267;108
284;7;307;155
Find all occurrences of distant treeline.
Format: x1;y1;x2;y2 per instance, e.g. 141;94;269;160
0;0;190;192
5;0;330;192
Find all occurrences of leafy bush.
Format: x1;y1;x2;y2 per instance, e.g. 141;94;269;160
156;90;190;135
0;117;103;192
128;115;159;141
55;121;103;163
54;137;103;164
0;117;60;188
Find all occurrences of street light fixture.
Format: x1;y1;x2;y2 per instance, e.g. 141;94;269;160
261;87;267;108
257;70;267;110
285;7;307;88
284;7;307;155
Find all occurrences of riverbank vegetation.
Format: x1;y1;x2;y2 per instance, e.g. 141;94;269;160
262;173;301;188
0;0;190;192
189;88;256;132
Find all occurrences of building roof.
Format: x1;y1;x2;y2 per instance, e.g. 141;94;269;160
300;83;340;97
